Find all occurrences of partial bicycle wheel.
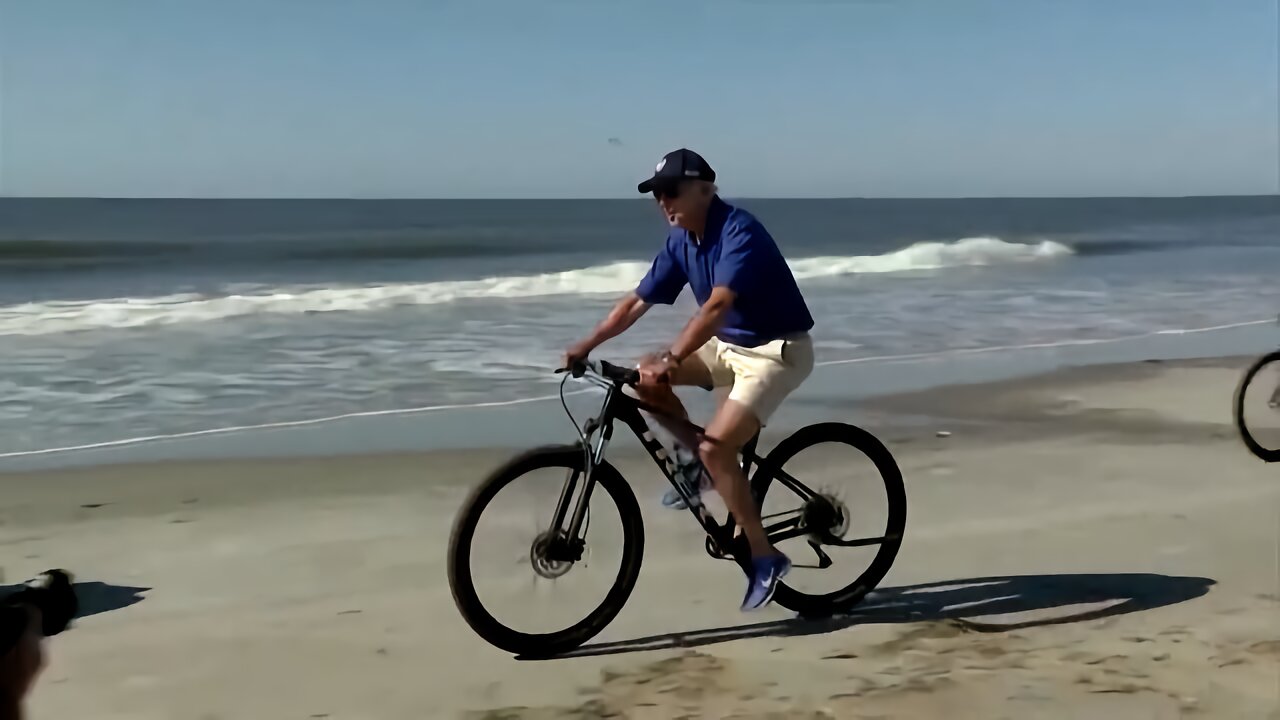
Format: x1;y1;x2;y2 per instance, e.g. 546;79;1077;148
1234;350;1280;463
447;444;645;658
752;422;906;617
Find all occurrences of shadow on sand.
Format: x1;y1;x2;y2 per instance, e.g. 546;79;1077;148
1;579;150;622
530;572;1214;660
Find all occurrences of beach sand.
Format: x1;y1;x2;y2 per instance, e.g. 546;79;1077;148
3;356;1278;719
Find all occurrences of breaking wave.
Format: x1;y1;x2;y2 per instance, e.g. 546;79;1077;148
0;237;1073;335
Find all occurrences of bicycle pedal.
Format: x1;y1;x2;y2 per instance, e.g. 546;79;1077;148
704;535;745;561
704;535;728;559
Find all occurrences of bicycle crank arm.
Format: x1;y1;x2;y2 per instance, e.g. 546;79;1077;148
704;535;733;560
704;532;751;563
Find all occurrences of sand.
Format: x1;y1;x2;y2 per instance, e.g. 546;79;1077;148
2;356;1278;719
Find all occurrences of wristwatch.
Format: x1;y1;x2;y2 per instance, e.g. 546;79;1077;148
660;350;682;365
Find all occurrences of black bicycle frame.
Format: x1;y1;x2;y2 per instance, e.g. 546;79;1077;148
550;377;827;562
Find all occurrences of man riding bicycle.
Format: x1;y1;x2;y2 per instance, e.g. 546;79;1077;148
563;148;816;611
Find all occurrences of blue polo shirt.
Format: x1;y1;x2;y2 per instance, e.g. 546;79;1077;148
635;196;814;348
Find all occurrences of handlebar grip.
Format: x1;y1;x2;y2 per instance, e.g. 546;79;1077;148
555;359;639;385
599;360;640;386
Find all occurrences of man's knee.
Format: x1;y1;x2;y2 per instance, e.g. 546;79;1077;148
697;436;741;475
699;398;762;471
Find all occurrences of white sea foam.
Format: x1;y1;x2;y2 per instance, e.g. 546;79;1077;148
1;315;1271;461
0;238;1073;336
788;237;1072;278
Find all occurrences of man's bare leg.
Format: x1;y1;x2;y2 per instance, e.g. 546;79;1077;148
699;399;775;558
702;399;791;610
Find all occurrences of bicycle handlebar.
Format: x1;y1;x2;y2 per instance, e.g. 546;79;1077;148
556;359;641;387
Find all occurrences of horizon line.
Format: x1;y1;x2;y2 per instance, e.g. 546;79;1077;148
2;192;1277;202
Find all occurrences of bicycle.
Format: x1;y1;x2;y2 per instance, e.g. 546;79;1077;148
1233;343;1280;463
446;358;907;658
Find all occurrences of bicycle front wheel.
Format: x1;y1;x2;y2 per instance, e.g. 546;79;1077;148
447;444;645;658
1234;351;1280;463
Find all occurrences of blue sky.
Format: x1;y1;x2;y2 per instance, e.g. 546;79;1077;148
2;1;1276;198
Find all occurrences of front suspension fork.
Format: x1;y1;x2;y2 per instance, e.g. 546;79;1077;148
545;414;614;562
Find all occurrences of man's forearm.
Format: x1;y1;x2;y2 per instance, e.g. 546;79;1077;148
582;294;649;351
669;300;730;361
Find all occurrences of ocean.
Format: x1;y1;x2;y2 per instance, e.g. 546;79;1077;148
1;196;1278;461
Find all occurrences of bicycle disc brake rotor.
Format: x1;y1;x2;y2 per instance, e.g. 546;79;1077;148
529;531;574;579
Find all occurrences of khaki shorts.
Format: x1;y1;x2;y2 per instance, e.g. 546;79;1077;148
692;332;815;426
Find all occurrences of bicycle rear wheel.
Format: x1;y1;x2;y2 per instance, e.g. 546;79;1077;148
1234;351;1280;463
752;422;906;617
447;444;645;658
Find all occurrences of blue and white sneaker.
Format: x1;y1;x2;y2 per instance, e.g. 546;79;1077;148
660;450;712;510
741;554;791;611
660;466;712;509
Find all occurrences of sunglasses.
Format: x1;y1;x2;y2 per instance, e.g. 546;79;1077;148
651;184;682;201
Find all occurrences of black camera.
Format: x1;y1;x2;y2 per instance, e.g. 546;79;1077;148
0;570;78;653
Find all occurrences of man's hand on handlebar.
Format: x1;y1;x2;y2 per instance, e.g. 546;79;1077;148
553;355;642;387
637;351;679;386
560;341;595;375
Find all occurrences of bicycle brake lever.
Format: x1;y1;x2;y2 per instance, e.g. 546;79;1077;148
554;361;585;377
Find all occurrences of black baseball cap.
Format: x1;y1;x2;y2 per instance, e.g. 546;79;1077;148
637;148;716;193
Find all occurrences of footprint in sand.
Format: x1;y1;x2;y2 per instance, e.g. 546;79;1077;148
821;652;858;660
1246;640;1280;657
870;620;971;654
1083;654;1128;666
